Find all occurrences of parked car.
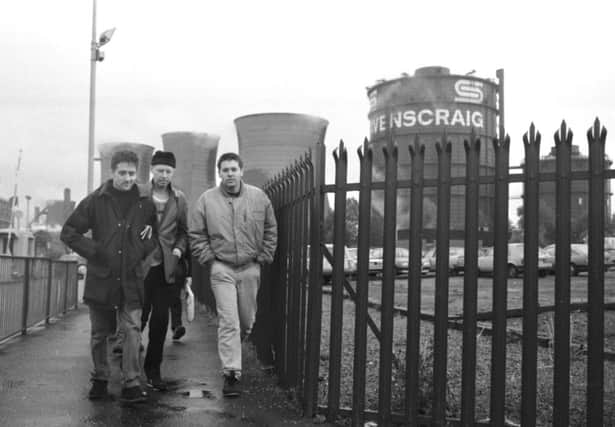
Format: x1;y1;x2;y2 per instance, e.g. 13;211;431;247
318;244;357;280
543;243;590;276
366;247;417;276
424;246;465;275
477;243;551;278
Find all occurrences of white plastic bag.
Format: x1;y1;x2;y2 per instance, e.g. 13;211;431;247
182;278;195;323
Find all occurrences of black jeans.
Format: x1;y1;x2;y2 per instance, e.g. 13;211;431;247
170;286;182;330
142;265;176;378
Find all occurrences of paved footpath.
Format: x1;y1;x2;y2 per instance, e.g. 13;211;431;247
0;305;332;427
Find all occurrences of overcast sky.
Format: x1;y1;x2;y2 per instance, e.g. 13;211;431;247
2;0;614;220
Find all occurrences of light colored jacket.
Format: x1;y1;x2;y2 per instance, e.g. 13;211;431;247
143;182;189;283
189;182;277;267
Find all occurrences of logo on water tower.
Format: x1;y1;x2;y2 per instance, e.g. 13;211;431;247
454;79;484;104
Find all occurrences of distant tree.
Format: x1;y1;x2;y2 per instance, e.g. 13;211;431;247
516;200;556;245
323;197;385;247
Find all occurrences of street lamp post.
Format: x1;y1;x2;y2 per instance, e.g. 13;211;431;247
87;0;115;194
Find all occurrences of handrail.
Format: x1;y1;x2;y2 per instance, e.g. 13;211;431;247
0;256;79;343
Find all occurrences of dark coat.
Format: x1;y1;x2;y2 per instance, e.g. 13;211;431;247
60;180;157;309
142;182;189;284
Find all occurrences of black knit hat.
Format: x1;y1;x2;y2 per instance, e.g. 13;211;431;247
151;151;176;168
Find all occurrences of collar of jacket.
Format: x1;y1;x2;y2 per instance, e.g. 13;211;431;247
217;180;245;198
145;180;182;199
97;179;151;199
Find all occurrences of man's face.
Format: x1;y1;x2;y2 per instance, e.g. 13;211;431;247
112;162;138;191
218;160;243;193
151;164;175;189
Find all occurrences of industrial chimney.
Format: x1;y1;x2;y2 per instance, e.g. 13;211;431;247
161;132;220;208
234;113;329;188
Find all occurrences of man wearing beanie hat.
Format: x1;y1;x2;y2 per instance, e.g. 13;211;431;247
140;150;190;391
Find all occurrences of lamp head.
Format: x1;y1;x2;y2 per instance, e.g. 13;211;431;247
99;27;116;46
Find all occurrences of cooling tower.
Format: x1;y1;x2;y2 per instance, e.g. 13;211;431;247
367;66;502;236
98;142;155;186
234;113;329;188
161;132;220;207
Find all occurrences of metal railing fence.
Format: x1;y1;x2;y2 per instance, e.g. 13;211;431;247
0;255;78;342
258;118;613;426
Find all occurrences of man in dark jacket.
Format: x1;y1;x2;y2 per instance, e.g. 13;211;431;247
61;150;157;403
140;150;189;390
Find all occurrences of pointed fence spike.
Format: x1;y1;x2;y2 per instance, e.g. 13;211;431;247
530;122;536;141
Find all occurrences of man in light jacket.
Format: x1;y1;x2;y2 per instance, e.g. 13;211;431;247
189;152;277;398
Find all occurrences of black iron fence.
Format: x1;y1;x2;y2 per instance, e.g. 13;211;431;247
0;255;79;342
259;118;614;426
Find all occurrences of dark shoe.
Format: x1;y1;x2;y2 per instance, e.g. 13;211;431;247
146;375;168;392
222;371;241;398
172;325;186;341
88;379;108;400
120;385;148;403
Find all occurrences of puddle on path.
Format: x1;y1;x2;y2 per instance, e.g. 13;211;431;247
179;389;215;399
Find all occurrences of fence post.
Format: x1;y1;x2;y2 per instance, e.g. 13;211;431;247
490;133;510;426
553;121;572;426
304;141;326;418
63;262;69;314
277;169;291;385
587;118;607;426
378;136;398;426
327;140;348;421
297;157;310;397
432;134;452;426
461;131;480;426
21;258;31;335
521;124;541;427
45;259;53;325
352;139;373;426
406;135;424;426
286;164;301;387
74;263;79;309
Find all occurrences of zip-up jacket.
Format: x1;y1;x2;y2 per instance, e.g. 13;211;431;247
189;181;277;267
60;180;157;309
143;181;188;284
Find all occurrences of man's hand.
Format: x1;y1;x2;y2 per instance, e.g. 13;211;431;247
140;225;153;240
172;248;182;258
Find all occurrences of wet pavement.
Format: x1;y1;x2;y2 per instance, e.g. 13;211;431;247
0;306;331;427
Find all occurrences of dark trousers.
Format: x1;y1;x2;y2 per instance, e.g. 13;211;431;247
170;288;182;330
142;265;175;378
